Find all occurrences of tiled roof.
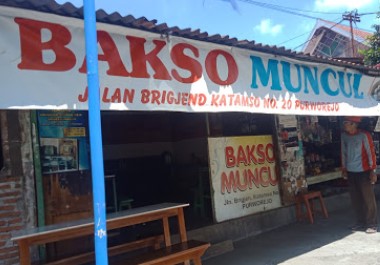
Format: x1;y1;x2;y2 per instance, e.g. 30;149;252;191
1;0;379;75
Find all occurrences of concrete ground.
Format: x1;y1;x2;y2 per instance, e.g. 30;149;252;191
204;202;380;265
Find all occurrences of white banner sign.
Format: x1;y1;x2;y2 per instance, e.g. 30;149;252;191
1;6;380;115
208;136;281;222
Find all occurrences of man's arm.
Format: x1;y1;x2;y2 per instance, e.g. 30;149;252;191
341;134;347;179
363;131;377;184
363;131;377;170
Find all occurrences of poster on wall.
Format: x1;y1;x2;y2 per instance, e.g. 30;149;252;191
208;135;281;222
40;138;78;173
37;110;90;174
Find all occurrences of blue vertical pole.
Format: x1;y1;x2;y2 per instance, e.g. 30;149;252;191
83;1;109;264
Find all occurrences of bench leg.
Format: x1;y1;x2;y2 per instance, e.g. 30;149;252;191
177;208;188;242
192;257;202;265
163;217;172;246
303;198;314;224
318;195;329;218
149;257;200;265
169;258;200;265
295;197;302;221
309;199;314;217
18;241;31;265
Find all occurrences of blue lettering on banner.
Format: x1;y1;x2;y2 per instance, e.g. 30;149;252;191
250;57;281;90
302;65;319;95
250;56;363;99
281;61;301;93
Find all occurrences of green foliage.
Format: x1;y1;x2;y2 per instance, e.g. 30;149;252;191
359;25;380;66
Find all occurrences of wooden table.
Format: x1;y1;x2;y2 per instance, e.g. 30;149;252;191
12;203;189;265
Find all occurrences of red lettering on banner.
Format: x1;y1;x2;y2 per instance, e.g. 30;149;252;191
224;144;275;167
266;143;275;162
263;98;277;109
294;100;340;112
79;31;130;76
78;87;88;102
210;94;262;108
127;36;171;80
171;43;202;83
205;50;238;85
15;18;76;71
140;89;206;106
15;18;238;86
104;88;135;103
236;146;248;166
78;87;135;103
219;95;227;106
225;146;235;168
259;167;270;187
211;95;220;106
221;166;277;194
246;145;258;165
256;144;265;163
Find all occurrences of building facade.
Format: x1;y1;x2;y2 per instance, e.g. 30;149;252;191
303;19;372;58
1;1;380;264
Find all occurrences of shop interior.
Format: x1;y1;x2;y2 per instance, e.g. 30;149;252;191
100;111;276;228
38;111;275;260
36;111;380;260
300;116;343;194
301;116;380;196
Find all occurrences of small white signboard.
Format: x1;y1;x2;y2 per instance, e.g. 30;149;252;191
208;135;281;222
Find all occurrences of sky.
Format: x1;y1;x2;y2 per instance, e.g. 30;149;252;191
54;0;380;51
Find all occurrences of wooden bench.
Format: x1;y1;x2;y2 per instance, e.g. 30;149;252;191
12;203;210;265
43;235;164;265
112;240;210;265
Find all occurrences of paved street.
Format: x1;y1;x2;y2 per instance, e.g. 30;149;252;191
204;202;380;265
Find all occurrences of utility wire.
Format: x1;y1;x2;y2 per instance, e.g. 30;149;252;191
220;0;342;19
343;22;375;56
218;0;379;52
278;17;344;47
220;0;320;19
297;19;372;56
290;9;378;51
292;19;344;51
277;31;311;46
219;0;344;49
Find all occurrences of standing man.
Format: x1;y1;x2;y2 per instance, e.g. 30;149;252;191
341;116;378;234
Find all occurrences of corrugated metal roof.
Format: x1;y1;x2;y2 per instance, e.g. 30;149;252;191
1;0;380;75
